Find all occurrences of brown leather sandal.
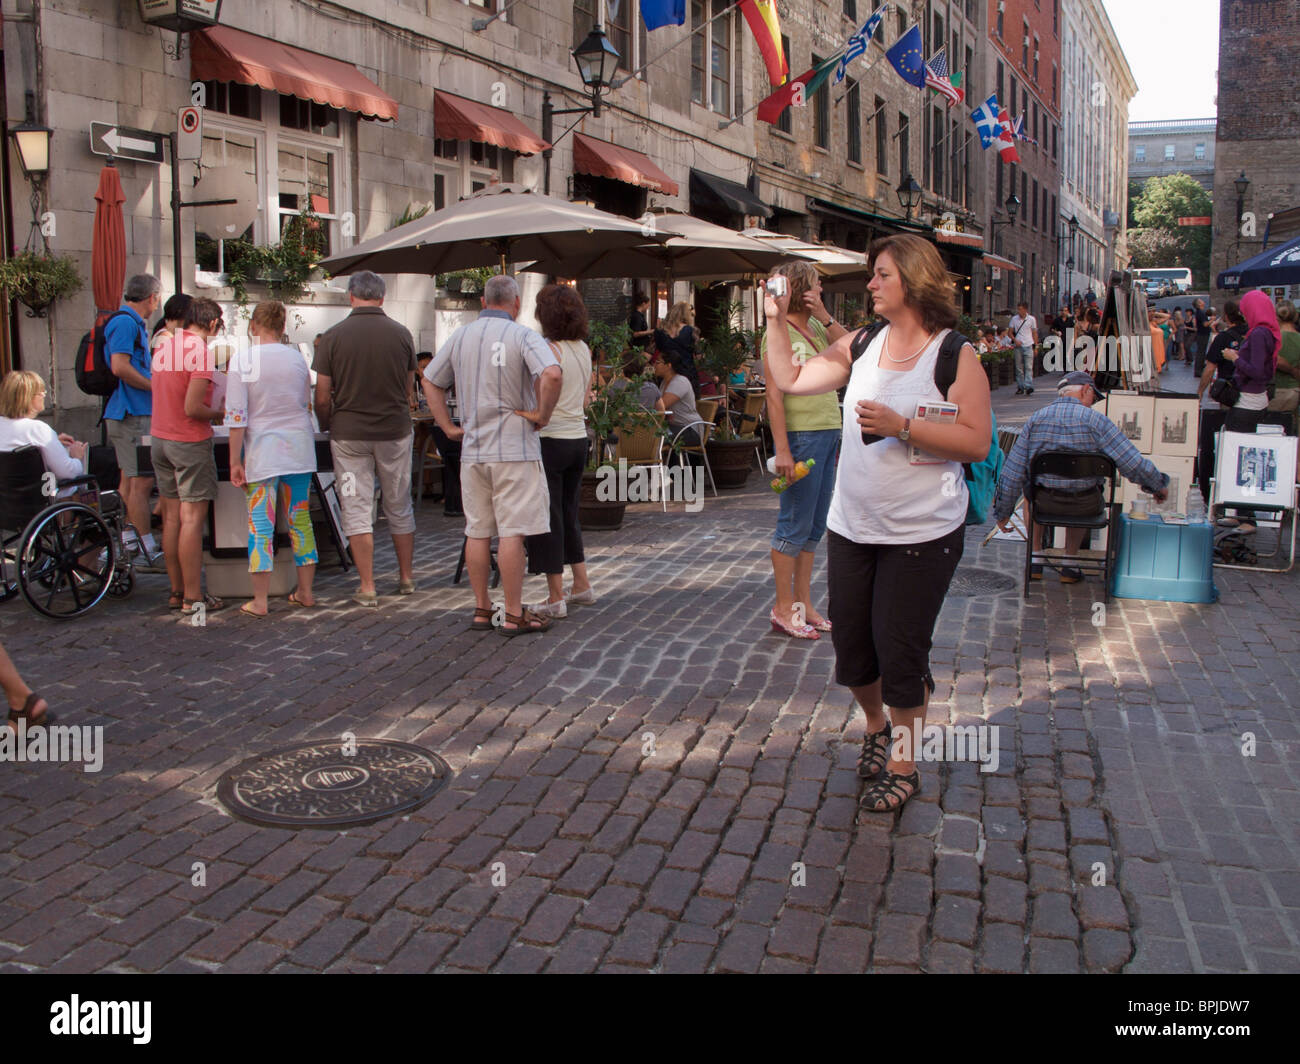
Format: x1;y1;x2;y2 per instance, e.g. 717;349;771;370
470;606;494;631
498;608;551;636
8;692;52;729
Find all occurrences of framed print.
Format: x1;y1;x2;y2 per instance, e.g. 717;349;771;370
1152;397;1199;458
1214;430;1299;508
1105;393;1156;454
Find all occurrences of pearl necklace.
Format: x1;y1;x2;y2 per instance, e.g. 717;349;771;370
883;327;935;365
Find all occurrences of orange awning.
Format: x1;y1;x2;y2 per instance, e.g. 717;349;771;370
934;229;984;249
573;133;679;196
191;26;398;121
983;251;1023;273
433;91;550;156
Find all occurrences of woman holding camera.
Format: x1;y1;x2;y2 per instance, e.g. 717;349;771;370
763;234;990;814
760;261;846;640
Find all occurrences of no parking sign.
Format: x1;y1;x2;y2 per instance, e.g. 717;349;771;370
177;106;202;161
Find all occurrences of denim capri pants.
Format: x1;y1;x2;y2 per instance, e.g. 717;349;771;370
771;429;840;556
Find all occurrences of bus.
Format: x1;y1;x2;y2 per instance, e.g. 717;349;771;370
1132;267;1194;297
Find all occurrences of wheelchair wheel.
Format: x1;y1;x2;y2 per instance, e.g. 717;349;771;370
17;502;115;618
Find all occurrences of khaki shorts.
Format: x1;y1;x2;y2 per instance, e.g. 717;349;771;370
462;460;550;539
330;435;415;538
1268;387;1300;413
151;437;218;503
106;415;151;478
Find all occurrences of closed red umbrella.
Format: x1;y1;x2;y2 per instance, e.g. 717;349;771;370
92;163;126;315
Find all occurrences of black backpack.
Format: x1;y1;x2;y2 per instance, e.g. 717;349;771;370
75;309;133;398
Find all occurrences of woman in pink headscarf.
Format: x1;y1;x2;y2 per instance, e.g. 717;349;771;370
1219;290;1280;533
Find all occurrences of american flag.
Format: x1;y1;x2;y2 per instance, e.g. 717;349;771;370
925;47;964;106
1012;114;1038;146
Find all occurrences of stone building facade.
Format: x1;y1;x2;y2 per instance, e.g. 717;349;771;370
1128;118;1216;195
1211;0;1300;292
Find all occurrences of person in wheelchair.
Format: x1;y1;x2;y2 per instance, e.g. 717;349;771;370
994;371;1169;582
0;371;89;491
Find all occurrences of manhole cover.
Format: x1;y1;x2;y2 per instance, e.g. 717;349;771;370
217;740;452;829
947;566;1018;597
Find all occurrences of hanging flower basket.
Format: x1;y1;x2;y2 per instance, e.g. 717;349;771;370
0;251;83;317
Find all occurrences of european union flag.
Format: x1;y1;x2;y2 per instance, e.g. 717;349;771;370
641;0;685;31
886;24;926;88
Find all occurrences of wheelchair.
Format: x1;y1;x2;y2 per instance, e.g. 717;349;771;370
0;445;140;619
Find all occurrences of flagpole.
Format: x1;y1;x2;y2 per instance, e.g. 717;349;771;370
611;1;742;90
718;45;851;131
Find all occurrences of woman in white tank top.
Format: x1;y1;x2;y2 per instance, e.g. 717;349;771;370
762;235;991;815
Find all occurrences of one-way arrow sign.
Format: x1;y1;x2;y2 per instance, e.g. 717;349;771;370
89;122;165;164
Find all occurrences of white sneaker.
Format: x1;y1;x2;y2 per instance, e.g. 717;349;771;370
529;599;567;619
564;587;597;606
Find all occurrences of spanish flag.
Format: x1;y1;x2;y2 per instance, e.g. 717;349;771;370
741;0;788;87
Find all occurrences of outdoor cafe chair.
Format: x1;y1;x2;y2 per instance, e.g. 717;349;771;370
728;390;768;471
1023;450;1120;602
614;414;668;511
668;419;718;498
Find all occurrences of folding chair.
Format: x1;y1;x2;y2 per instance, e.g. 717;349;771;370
668;419;718;497
1023;451;1120;601
614;413;668;511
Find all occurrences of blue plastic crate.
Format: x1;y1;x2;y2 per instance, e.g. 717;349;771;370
1112;513;1218;603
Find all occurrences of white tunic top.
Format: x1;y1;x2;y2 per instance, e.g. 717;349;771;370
826;325;968;545
224;343;317;483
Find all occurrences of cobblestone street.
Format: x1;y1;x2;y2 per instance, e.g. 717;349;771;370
1;384;1296;974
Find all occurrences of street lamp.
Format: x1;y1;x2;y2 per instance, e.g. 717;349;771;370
9;92;51;183
1064;213;1079;309
541;24;621;195
1234;171;1250;238
896;174;923;221
989;192;1020;249
137;0;223;58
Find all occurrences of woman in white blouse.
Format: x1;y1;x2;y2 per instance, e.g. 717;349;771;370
0;371;88;485
227;301;319;617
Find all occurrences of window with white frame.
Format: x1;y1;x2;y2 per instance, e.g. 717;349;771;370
691;0;735;115
1135;144;1145;162
1194;142;1206;160
1164;143;1175;160
574;1;643;77
196;82;348;277
432;138;514;210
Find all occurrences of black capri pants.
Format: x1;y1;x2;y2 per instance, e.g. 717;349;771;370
827;524;965;708
525;436;588;575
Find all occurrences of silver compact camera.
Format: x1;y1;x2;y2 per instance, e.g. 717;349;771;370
765;275;788;298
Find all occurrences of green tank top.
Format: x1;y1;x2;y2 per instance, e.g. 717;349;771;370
762;319;842;432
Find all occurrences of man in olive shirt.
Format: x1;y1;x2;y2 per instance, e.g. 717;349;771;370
314;271;418;606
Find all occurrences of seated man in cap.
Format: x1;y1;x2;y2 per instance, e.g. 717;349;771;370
994;371;1169;583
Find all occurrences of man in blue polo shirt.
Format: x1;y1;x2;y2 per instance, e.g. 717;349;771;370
104;274;162;559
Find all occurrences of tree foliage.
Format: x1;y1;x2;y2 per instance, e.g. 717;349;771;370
1128;173;1212;287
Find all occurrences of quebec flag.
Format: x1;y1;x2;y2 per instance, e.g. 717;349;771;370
970;94;1002;149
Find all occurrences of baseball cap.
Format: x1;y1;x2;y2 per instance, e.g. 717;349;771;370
1057;371;1105;396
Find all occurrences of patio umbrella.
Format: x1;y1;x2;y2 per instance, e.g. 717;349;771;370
1217;234;1300;290
739;228;869;281
92;163;126;314
318;183;675;276
519;211;790;281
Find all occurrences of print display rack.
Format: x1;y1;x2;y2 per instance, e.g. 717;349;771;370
1209;428;1298;573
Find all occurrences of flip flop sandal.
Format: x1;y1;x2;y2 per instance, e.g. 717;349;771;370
287;593;319;609
8;692;53;729
181;594;228;615
239;602;268;619
499;608;552;636
857;723;893;780
470;606;495;631
168;589;184;610
352;591;379;608
859;770;921;814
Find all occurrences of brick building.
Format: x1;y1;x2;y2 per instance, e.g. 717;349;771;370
1128;118;1216;195
1211;0;1300;292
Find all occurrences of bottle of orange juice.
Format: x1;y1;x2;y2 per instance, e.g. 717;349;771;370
770;458;815;494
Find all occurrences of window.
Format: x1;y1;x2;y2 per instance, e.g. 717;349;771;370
1009;76;1017;117
847;80;861;164
1164;143;1175;160
997;157;1003;208
1135;144;1146;162
931;107;944;193
818;64;835;153
1195;142;1206;160
965;46;974;104
875;96;887;176
1022;20;1030;67
898;113;909;181
1032;178;1039;229
691;0;733;114
776;35;792;133
997;61;1004;106
1051;194;1057;235
933;14;943;53
996;4;1004;38
843;0;856;17
1043;186;1049;235
1033;103;1039;148
898;8;907;37
1052;123;1058;159
574;1;635;74
1053;0;1059;35
1021;171;1028;224
1051;63;1057;106
1033;37;1039;81
195;82;350;277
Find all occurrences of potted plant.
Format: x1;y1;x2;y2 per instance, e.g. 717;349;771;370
979;350;997;386
587;319;632;384
698;301;760;488
436;266;494;295
0;250;82;317
579;369;665;530
224;207;327;306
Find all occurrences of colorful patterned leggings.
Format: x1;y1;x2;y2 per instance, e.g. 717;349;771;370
246;473;318;573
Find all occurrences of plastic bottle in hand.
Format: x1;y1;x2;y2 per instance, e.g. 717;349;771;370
770;458;815;493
